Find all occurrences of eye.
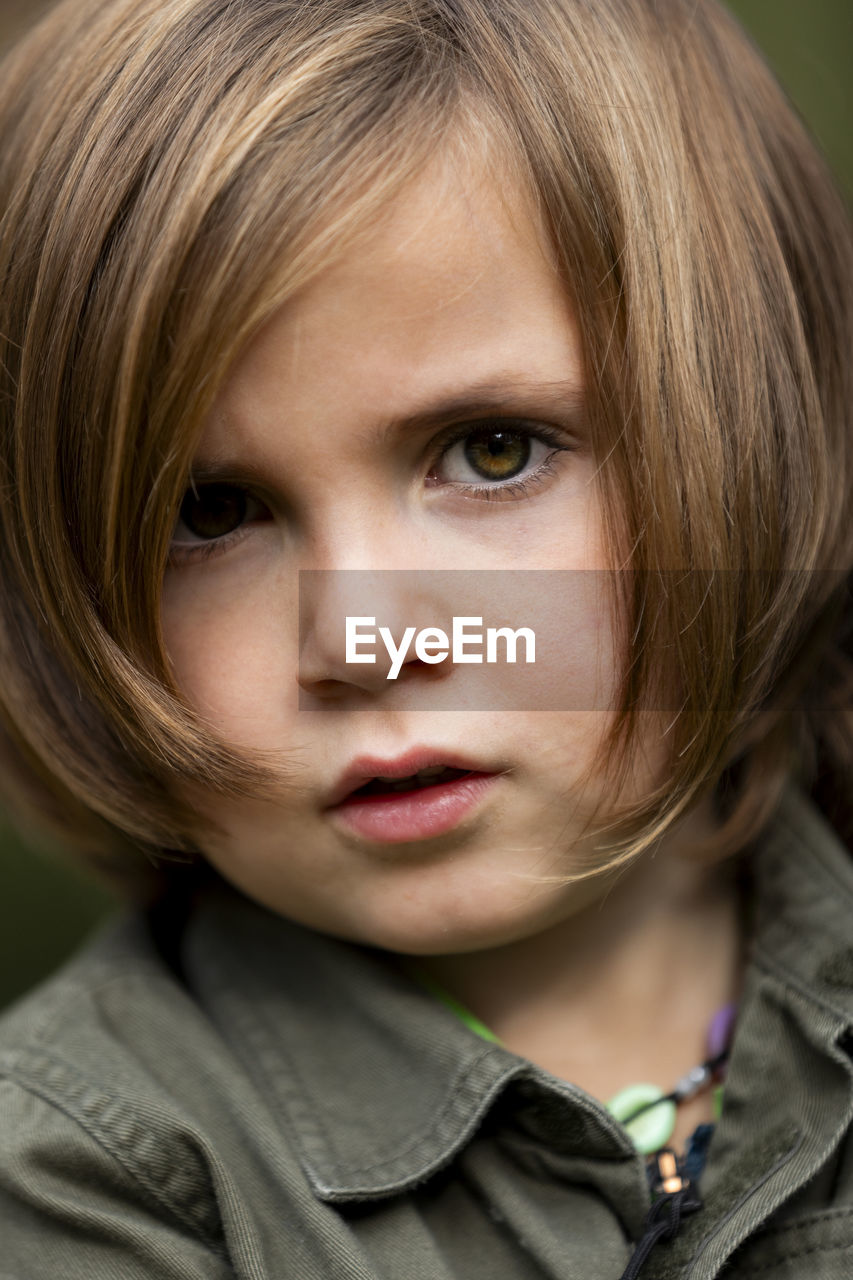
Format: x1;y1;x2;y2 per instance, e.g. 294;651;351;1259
428;423;570;493
168;482;269;564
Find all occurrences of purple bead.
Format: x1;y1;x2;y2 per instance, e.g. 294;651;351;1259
707;1003;737;1059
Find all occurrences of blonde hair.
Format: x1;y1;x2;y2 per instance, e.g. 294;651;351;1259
0;0;851;892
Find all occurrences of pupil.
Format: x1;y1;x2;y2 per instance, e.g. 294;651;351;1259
464;430;530;480
180;484;246;539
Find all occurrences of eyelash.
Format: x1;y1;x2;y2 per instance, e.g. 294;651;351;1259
167;420;572;567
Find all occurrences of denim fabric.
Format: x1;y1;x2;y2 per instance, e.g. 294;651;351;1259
0;787;852;1278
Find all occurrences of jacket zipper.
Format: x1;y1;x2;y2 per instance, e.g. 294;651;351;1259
617;1149;704;1280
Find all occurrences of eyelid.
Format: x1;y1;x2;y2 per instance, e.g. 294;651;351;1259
427;417;573;460
439;455;565;503
167;529;245;566
184;455;278;488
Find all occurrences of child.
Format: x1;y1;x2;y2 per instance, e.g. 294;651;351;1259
0;0;851;1276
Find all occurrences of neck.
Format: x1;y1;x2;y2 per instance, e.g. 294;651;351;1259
414;824;747;1109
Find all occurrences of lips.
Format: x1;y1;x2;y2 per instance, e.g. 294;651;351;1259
348;765;473;798
325;748;497;809
324;748;503;843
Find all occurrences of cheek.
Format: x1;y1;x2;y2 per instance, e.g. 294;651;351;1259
160;566;298;750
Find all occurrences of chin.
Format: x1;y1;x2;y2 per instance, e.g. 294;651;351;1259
337;892;558;958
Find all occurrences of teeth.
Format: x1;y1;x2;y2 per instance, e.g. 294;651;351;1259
357;766;466;796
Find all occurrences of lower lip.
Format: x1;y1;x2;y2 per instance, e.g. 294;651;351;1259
329;772;499;843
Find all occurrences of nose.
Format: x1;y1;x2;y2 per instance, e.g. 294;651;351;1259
297;567;455;701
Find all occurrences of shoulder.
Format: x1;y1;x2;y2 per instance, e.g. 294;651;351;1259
0;907;228;1117
705;791;853;1275
0;912;238;1276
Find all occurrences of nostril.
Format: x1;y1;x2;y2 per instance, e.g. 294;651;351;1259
295;674;366;704
397;652;451;680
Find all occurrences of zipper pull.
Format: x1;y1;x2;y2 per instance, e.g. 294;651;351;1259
618;1150;704;1280
651;1149;689;1196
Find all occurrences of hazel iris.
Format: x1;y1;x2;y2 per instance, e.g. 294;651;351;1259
464;430;530;480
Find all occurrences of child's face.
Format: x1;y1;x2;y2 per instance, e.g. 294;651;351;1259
160;139;672;953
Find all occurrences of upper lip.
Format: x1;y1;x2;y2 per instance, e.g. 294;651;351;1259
326;748;498;808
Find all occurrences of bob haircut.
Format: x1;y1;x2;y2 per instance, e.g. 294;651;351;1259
0;0;851;894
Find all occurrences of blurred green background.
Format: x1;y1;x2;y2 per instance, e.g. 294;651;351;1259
0;0;851;1011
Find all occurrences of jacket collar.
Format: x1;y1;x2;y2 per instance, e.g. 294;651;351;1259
180;787;853;1207
746;786;853;1025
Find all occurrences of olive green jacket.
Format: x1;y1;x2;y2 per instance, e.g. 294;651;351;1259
0;787;852;1278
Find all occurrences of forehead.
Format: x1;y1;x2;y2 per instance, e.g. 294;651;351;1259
202;137;580;451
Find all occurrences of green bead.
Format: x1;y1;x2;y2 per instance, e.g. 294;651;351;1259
606;1083;677;1154
713;1083;725;1121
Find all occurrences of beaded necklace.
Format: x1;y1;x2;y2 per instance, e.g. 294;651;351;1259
604;1003;737;1153
415;968;737;1157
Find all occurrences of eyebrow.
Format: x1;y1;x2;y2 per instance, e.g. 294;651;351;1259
189;376;586;483
364;377;586;444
